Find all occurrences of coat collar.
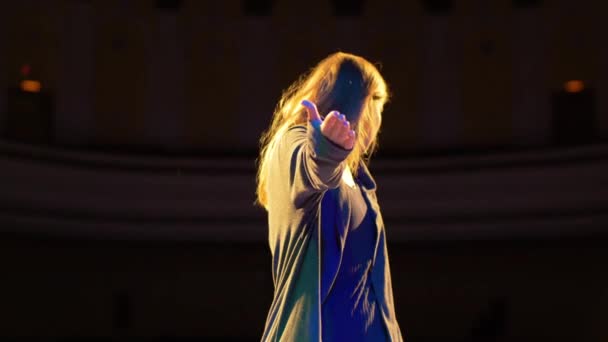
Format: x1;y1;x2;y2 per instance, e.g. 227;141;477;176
355;160;377;191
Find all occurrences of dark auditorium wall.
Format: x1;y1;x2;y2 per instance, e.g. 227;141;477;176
1;1;607;341
1;0;607;153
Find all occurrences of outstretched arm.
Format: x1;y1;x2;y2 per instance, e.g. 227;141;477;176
282;100;356;207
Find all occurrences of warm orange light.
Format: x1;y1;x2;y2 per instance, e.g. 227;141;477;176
20;80;41;93
564;80;584;93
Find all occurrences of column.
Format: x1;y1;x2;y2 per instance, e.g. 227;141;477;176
417;13;463;149
0;5;6;138
55;0;96;146
598;2;608;141
237;16;277;150
143;9;186;149
511;6;551;146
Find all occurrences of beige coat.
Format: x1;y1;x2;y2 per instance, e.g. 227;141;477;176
261;120;404;341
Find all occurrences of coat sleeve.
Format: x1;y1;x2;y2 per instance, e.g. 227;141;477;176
281;121;353;208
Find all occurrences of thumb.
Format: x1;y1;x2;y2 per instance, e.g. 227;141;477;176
301;99;322;126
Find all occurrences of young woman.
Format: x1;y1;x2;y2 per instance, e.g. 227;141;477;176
256;52;404;341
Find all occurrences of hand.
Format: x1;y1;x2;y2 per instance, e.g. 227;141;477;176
301;99;356;150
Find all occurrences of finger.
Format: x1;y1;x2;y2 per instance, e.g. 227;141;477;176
340;125;353;142
326;111;340;123
335;116;350;136
301;99;322;124
343;131;355;149
332;118;351;145
339;129;351;143
329;113;347;140
346;129;355;143
322;111;340;133
329;111;342;127
342;119;351;130
334;113;344;124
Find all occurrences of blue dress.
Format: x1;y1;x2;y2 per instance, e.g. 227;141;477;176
321;179;389;341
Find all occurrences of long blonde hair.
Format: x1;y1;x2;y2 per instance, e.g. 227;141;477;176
254;51;390;211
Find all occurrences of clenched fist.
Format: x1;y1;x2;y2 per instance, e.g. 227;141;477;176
301;99;356;150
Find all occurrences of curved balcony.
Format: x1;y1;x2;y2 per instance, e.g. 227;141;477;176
1;141;607;242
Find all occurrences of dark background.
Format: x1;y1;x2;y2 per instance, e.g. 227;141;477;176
0;0;607;341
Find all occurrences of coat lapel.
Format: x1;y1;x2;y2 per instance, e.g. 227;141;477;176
319;188;349;305
355;161;382;268
319;161;401;340
319;161;383;306
355;161;390;322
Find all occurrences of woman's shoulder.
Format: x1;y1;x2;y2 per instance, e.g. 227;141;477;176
270;124;308;164
287;123;307;133
280;123;308;146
